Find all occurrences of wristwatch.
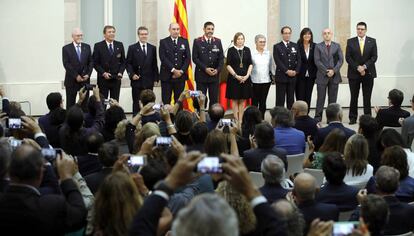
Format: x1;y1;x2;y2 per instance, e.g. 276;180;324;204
154;180;175;196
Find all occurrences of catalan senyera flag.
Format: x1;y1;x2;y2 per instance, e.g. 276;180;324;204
173;0;195;111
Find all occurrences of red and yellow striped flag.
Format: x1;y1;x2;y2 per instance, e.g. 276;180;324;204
173;0;195;111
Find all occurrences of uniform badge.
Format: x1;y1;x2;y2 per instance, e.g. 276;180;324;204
291;47;296;53
180;44;186;50
212;45;219;52
116;53;121;58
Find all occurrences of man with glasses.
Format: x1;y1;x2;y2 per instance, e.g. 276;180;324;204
346;22;378;124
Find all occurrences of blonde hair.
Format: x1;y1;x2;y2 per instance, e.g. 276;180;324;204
344;134;369;176
114;119;128;141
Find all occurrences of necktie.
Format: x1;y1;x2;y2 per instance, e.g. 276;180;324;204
173;39;177;46
208;39;211;45
326;44;331;54
142;44;147;56
109;43;114;55
359;38;365;55
76;44;81;61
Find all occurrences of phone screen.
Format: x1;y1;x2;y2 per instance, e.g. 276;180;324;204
41;148;57;161
128;155;147;167
333;222;358;236
220;119;232;126
8;118;22;129
197;157;223;174
156;137;172;146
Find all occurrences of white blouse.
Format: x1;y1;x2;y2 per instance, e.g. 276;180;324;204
251;49;272;84
343;164;374;186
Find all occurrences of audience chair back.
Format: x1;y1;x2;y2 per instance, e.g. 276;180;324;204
249;171;265;188
286;153;305;177
383;126;402;134
303;168;325;187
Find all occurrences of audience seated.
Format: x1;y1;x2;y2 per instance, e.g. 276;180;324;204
238;106;263;156
270;106;306;155
313;103;355;150
291;100;318;140
207;103;225;131
358;194;389;236
243;123;287;172
39;92;66;148
343;134;373;186
139;89;162;125
111;119;129;155
375;89;410;129
271;199;305;236
358;114;381;172
259;155;289;204
401;94;414;147
101;104;126;141
187;121;208;152
316;152;359;211
76;132;104;176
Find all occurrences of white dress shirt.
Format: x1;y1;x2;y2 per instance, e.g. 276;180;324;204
73;42;82;53
251;49;272;84
140;42;147;54
304;45;310;77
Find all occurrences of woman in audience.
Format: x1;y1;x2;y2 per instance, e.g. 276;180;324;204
238;106;263;156
133;122;160;153
111;119;129;155
366;145;414;202
101;105;126;141
188;122;208;152
173;110;194;146
139;89;161;125
303;128;346;169
343;134;373;186
205;128;239;157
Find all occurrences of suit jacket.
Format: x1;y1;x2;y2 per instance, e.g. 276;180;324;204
316;182;359;211
93;40;126;86
259;183;289;204
346;36;377;79
39;113;62;148
243;146;288;172
297;42;317;79
84;168;112;194
273;41;301;83
0;180;87;235
294;115;319;140
314;41;344;85
62;42;94;88
76;153;103;177
314;122;356;150
192;36;224;83
376;106;410;129
159;36;191;82
126;42;159;88
298;200;339;233
402;115;414;148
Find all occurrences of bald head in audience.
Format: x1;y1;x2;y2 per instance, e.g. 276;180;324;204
293;173;317;203
291;101;308;118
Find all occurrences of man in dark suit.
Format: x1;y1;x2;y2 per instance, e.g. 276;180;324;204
62;28;93;109
259;155;289;204
346;22;378;124
38;92;65;148
314;28;344;122
314;103;355;150
76;132;104;177
126;26;159;115
273;26;301;109
0;145;87;235
243;123;288;172
192;21;224;107
375;89;410;129
93;25;126;101
293;173;339;233
159;23;191;105
292;100;318;139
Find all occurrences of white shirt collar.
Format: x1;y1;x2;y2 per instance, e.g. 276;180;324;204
234;46;244;50
73;42;81;48
204;36;213;42
358;36;366;42
254;49;269;55
283;41;289;47
139;41;147;47
106;40;114;47
171;37;178;42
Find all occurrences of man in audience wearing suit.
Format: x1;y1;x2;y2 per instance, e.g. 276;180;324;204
346;22;378;124
62;28;93;109
93;25;126;101
314;28;344;122
273;26;301;109
259;155;289;204
401;94;414;147
126;26;159;115
291;100;318;140
159;23;191;105
375;88;410;129
192;21;224;107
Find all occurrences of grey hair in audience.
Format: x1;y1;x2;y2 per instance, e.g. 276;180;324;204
270;106;294;127
325;103;343;122
254;34;266;43
272;200;305;236
375;165;400;194
261;155;285;184
172;193;238;236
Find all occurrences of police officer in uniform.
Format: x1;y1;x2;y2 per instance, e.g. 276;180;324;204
192;21;224;107
159;23;191;105
273;26;301;109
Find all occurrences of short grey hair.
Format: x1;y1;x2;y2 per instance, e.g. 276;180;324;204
254;34;266;43
172;193;239;236
272;200;305;236
261;154;285;184
325;103;343;122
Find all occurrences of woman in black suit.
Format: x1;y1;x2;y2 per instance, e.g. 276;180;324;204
296;28;317;109
226;32;253;122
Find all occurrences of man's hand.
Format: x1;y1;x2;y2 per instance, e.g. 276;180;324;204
357;189;367;205
205;68;215;76
326;69;334;78
102;72;111;80
138;135;157;155
76;75;83;83
22;138;41;151
249;134;257;149
357;65;365;73
92;86;101;101
178;90;189;102
117;73;123;80
132;74;140;81
286;70;296;77
56;152;77;181
197;91;206;109
82;75;89;81
172;70;182;79
112;154;130;174
307;136;315;153
307;219;334;236
160;106;172;122
109;98;120;107
141;102;155;116
78;87;87;103
164;151;204;190
21;116;42;134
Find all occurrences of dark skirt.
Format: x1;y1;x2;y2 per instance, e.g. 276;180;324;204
225;75;252;100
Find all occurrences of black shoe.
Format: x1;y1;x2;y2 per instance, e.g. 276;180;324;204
349;120;357;125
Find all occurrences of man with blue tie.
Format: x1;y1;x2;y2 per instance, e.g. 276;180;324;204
62;28;93;109
126;26;159;115
159;23;191;105
93;25;126;101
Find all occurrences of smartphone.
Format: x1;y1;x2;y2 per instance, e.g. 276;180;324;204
128;155;147;167
84;84;96;90
332;222;359;236
196;156;223;174
220;118;232;127
41;148;62;162
9;138;22;149
104;99;110;105
7;118;22;129
156;137;172;147
152;103;162;111
189;91;200;97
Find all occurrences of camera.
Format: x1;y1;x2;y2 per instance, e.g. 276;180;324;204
84;84;96;90
128;155;147;167
189;91;200;97
41;148;62;162
152;103;162;111
219;118;232;127
7;118;22;129
156;137;172;147
332;222;359;236
196;156;223;174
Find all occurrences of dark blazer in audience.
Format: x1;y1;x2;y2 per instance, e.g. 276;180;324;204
76;153;103;177
0;179;87;235
314;122;355;150
366;176;414;203
84;168;112;194
316;182;359;211
243;146;288;172
376;106;410;129
298;200;339;232
294;115;319;140
38;113;62;148
259;183;289;204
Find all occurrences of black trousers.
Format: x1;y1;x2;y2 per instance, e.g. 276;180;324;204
100;81;121;101
161;80;185;105
349;75;374;121
66;86;89;111
295;76;315;109
196;80;219;108
252;82;271;118
132;86;153;116
276;80;296;109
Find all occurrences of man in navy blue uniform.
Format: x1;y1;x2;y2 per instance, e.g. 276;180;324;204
192;21;224;107
159;23;191;105
273;26;301;109
126;26;159;115
62;28;93;109
93;25;126;101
